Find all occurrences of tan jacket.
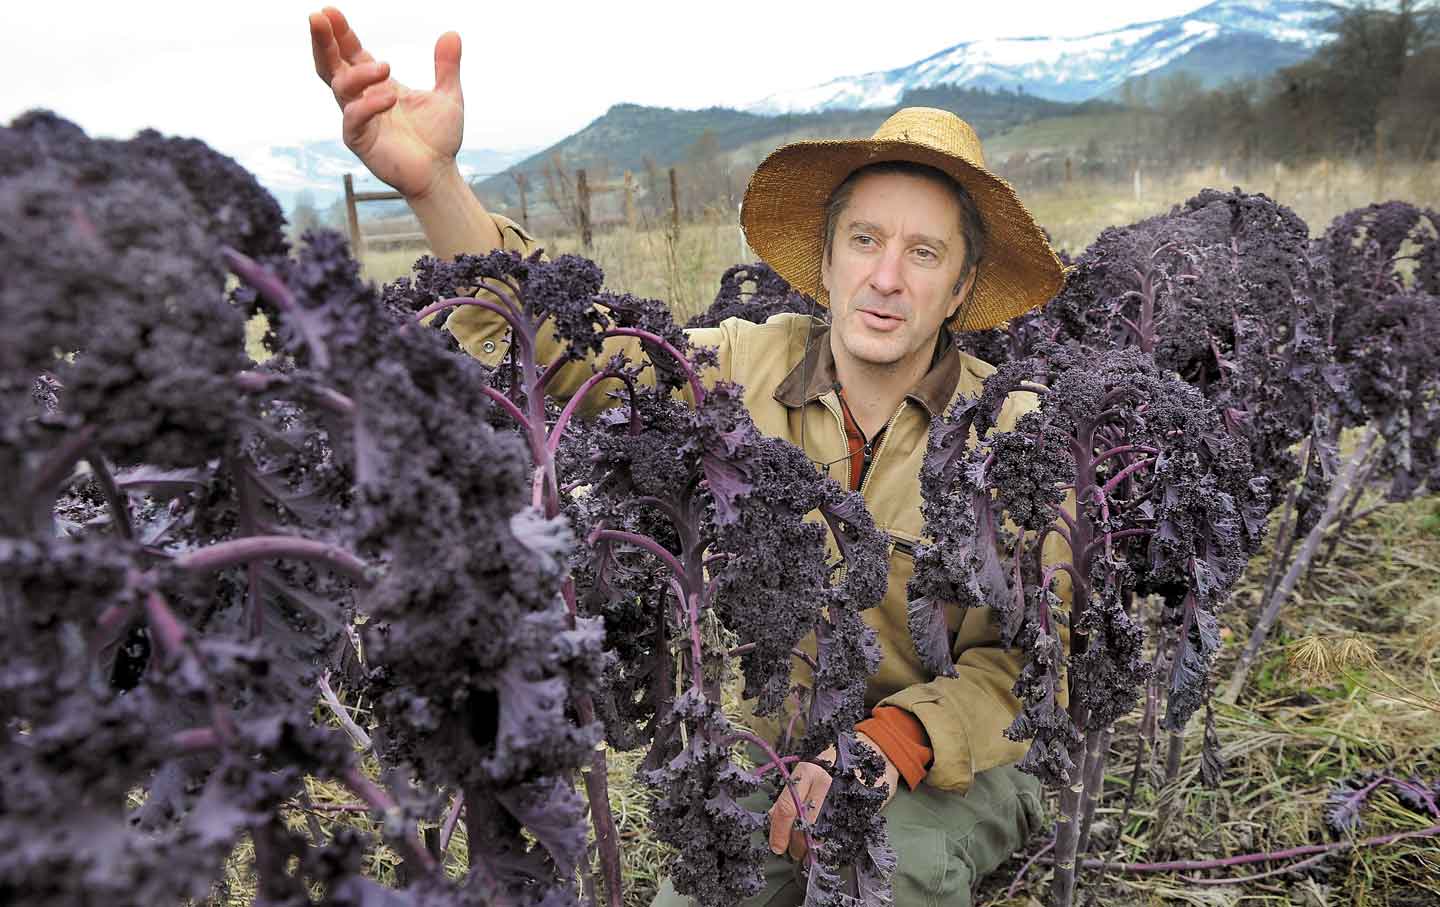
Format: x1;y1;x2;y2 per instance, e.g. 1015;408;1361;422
449;215;1072;793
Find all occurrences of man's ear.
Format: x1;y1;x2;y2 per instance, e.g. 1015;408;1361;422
820;247;833;296
948;267;979;321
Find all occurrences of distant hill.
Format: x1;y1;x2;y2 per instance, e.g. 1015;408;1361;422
474;86;1101;208
1102;29;1316;102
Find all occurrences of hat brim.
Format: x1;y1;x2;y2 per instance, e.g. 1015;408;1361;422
741;138;1065;332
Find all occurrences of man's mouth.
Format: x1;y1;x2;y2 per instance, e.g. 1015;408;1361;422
857;307;905;331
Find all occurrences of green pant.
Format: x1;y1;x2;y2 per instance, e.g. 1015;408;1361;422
648;763;1044;907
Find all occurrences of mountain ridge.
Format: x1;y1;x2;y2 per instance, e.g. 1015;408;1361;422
743;0;1331;114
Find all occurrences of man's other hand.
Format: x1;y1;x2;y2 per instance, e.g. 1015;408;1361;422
308;6;464;201
766;732;900;861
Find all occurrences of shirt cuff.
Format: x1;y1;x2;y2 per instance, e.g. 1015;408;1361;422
855;705;934;791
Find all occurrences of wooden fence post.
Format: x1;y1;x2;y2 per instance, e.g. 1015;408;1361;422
668;167;680;237
1375;122;1386;200
513;172;530;231
1065;156;1073;185
623;171;636;230
577;168;593;249
343;173;361;252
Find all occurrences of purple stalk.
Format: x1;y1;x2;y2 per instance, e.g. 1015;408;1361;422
601;328;706;404
84;449;132;540
752;755;803;777
169;726;222;752
590;529;689;590
1006;836;1055;898
546;369;630;460
1094;446;1163;469
342;767;436;873
478;385;533;435
223;248;329;370
1102;457;1155;495
1222;426;1378;704
1075;723;1112;856
412;296;527;354
143;589;189;659
574;695;624;907
173;535;371;585
1059;822;1440;874
235;370;356;417
1040;562;1085;606
1259;437;1310;607
716;729;819;860
25;425;97;510
1187;852;1329;885
436;794;465;860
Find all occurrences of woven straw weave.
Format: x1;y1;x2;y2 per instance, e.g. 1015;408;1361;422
741;107;1065;332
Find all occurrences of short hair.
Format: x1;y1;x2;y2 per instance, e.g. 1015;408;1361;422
821;161;988;296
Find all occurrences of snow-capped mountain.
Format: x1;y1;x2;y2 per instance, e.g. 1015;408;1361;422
234;139;535;215
745;0;1333;114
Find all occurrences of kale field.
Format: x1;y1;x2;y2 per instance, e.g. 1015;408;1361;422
3;112;1437;907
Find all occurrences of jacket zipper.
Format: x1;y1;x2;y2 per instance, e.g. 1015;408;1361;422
821;396;853;490
859;401;906;497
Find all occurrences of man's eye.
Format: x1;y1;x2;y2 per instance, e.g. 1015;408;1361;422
913;248;937;261
852;234;875;247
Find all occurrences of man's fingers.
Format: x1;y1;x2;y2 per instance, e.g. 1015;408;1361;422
433;31;462;100
341;84;398;151
322;7;377;65
767;785;798;855
330;61;391;105
309;11;345;83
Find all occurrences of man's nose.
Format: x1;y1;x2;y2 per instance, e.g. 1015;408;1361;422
868;245;904;295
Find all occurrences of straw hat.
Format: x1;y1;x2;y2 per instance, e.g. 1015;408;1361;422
741;107;1065;332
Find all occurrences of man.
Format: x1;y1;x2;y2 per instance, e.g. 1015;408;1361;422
309;7;1070;904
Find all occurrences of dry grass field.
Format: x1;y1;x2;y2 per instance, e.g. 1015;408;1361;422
217;162;1440;906
353;158;1440;316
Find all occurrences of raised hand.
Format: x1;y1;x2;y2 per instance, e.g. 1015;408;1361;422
309;6;464;201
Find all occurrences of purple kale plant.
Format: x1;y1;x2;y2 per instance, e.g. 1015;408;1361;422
396;245;896;907
685;261;817;329
2;112;611;907
908;342;1266;907
1224;202;1440;702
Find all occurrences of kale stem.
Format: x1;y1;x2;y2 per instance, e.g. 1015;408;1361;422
342;767;436;873
546;369;627;460
1222;425;1378;704
574;695;625;907
223;248;330;370
84;448;132;540
173;535;371;585
436;792;465;864
751;755;803;776
715;729;820;859
600;328;706;404
1101;456;1155;495
1056;822;1440;874
479;385;533;434
234;370;356;416
1005;836;1055;898
24;425;96;519
590;529;688;590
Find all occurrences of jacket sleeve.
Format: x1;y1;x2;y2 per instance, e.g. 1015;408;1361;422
445;213;734;414
877;391;1076;793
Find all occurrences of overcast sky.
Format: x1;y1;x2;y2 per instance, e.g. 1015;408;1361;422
5;0;1212;160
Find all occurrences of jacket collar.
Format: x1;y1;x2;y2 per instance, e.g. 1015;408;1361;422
772;320;963;419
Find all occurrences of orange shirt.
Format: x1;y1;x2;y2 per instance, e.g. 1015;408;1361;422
837;387;934;789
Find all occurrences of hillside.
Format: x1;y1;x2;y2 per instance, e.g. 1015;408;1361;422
474;86;1096;208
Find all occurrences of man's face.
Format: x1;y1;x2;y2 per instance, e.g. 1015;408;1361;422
821;170;974;372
